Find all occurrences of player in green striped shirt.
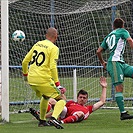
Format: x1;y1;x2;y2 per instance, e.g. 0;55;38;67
96;18;133;120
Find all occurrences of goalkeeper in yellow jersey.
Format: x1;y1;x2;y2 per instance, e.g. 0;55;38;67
22;27;66;129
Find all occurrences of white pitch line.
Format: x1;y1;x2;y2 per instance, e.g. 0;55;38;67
12;120;36;124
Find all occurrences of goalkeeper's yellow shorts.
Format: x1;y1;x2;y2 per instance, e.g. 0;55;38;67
30;79;61;99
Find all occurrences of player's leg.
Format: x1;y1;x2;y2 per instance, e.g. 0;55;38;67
38;95;50;126
42;82;66;120
42;80;66;129
29;85;41;120
30;85;50;126
120;64;133;120
45;98;57;118
29;108;40;121
107;61;124;112
114;84;126;117
45;95;66;119
107;62;133;120
40;96;49;118
61;111;84;123
29;100;54;120
124;63;133;78
48;98;66;129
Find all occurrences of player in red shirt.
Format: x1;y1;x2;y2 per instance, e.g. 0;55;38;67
59;92;94;123
30;76;107;124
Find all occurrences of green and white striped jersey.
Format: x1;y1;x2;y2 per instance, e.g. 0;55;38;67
100;28;130;63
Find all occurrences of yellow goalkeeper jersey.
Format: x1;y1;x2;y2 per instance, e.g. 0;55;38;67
22;39;59;85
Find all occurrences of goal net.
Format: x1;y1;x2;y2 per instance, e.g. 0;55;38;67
1;0;133;115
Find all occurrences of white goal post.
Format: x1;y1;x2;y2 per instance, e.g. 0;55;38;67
1;0;9;122
1;0;133;122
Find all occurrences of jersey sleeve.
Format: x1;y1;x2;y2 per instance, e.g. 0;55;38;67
86;105;93;114
122;29;131;39
100;36;108;50
50;46;59;83
22;47;34;74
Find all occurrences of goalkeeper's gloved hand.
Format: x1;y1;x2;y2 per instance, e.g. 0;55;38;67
55;82;66;94
23;73;28;82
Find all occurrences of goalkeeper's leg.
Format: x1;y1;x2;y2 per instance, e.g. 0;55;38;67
48;100;66;129
38;96;50;127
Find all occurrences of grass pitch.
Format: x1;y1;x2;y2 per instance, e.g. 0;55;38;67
0;109;133;133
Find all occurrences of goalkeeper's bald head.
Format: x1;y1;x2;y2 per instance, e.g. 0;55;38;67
46;27;58;43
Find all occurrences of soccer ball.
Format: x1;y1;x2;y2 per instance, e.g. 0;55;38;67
12;30;25;42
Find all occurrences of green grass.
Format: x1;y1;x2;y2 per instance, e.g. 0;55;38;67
4;77;133;132
1;109;133;133
9;77;133;101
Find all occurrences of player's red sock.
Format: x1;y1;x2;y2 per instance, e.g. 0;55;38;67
47;103;52;113
62;114;79;123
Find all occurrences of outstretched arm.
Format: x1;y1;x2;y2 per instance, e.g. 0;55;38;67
92;76;107;112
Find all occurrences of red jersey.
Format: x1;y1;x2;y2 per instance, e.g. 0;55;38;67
65;100;93;119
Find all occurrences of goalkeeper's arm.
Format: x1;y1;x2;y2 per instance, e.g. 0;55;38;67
51;67;66;94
